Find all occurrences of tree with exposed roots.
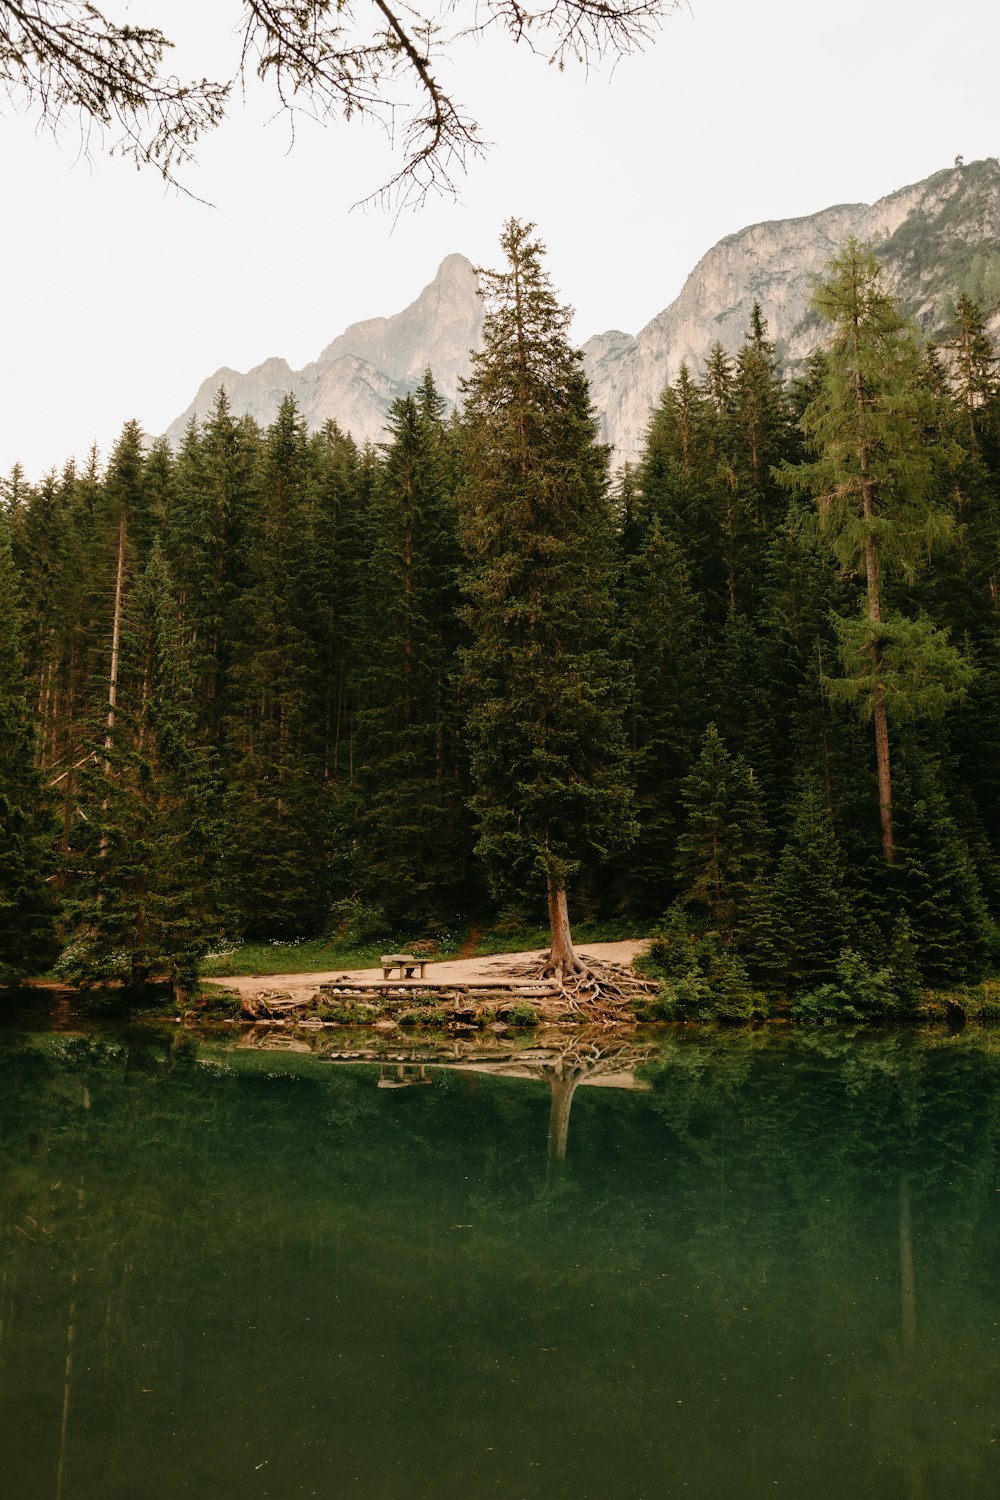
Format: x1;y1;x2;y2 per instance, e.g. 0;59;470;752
459;219;636;997
0;0;676;205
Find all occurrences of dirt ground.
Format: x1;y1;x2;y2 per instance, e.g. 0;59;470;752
214;939;650;1004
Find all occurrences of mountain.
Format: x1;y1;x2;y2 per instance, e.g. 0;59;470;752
165;252;483;447
167;159;1000;459
585;158;1000;459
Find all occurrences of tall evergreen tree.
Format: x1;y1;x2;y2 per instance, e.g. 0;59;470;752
222;396;331;938
637;366;725;614
770;778;854;988
673;724;769;945
459;219;635;977
781;242;970;864
355;375;471;922
615;514;701;915
0;518;59;984
65;546;224;997
162;389;261;741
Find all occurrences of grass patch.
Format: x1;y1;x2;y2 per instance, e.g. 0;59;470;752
200;917;651;977
200;931;465;978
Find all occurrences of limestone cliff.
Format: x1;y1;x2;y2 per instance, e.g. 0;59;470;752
165;251;482;447
584;159;1000;459
167;160;1000;460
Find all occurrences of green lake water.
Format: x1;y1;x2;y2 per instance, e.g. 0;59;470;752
2;1019;1000;1499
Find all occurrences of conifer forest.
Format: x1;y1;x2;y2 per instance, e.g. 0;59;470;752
3;223;1000;1015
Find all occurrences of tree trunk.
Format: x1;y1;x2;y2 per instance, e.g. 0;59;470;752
104;514;127;757
99;515;128;859
856;368;895;865
546;878;577;976
864;518;894;864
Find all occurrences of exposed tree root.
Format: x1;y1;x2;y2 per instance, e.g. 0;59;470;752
502;951;658;1022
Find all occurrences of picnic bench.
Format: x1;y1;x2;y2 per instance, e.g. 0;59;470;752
381;953;429;980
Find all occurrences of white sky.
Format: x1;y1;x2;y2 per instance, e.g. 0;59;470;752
2;0;999;480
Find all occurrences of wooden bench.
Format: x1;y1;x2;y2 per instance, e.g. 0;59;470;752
380;953;428;980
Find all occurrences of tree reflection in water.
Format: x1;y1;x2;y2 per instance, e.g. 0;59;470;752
3;1023;1000;1500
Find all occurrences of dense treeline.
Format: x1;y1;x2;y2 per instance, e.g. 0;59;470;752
1;232;999;1006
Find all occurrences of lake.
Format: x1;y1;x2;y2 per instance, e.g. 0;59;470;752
2;1018;999;1498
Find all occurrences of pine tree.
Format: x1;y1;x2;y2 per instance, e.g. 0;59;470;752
0;518;59;984
65;546;224;997
892;750;996;987
637;366;725;614
308;417;368;785
770;779;854;988
781;242;970;864
947;293;999;456
222;396;330;938
162;389;260;741
459;220;635;977
355;375;471;922
615;514;701;915
674;724;769;945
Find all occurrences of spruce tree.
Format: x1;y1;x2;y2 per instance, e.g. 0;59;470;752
355;376;470;923
674;724;769;946
162;389;260;742
637;366;725;615
65;546;224;997
459;219;635;978
308;417;368;785
222;396;330;938
615;514;701;915
892;751;996;986
770;779;854;988
0;519;59;984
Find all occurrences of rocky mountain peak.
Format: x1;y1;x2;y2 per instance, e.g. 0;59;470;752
167;159;1000;461
165;253;482;447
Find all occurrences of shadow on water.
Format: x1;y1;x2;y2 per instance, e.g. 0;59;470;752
2;1017;1000;1498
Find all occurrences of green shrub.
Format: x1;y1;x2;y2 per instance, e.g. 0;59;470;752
508;1003;540;1027
198;988;245;1018
327;897;387;946
642;908;767;1021
790;949;901;1024
315;1000;378;1024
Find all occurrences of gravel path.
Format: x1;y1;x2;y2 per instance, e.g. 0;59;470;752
214;938;650;1003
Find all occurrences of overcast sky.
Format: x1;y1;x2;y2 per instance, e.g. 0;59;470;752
2;0;999;480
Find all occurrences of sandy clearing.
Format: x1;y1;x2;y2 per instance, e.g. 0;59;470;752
214;939;650;1003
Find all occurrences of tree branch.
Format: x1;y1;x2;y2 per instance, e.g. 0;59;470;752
0;0;678;201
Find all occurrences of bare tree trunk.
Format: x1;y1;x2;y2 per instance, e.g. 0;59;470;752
546;878;577;977
104;515;127;760
100;515;128;857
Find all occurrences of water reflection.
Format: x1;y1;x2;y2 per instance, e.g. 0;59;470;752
2;1023;1000;1498
242;1025;658;1164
